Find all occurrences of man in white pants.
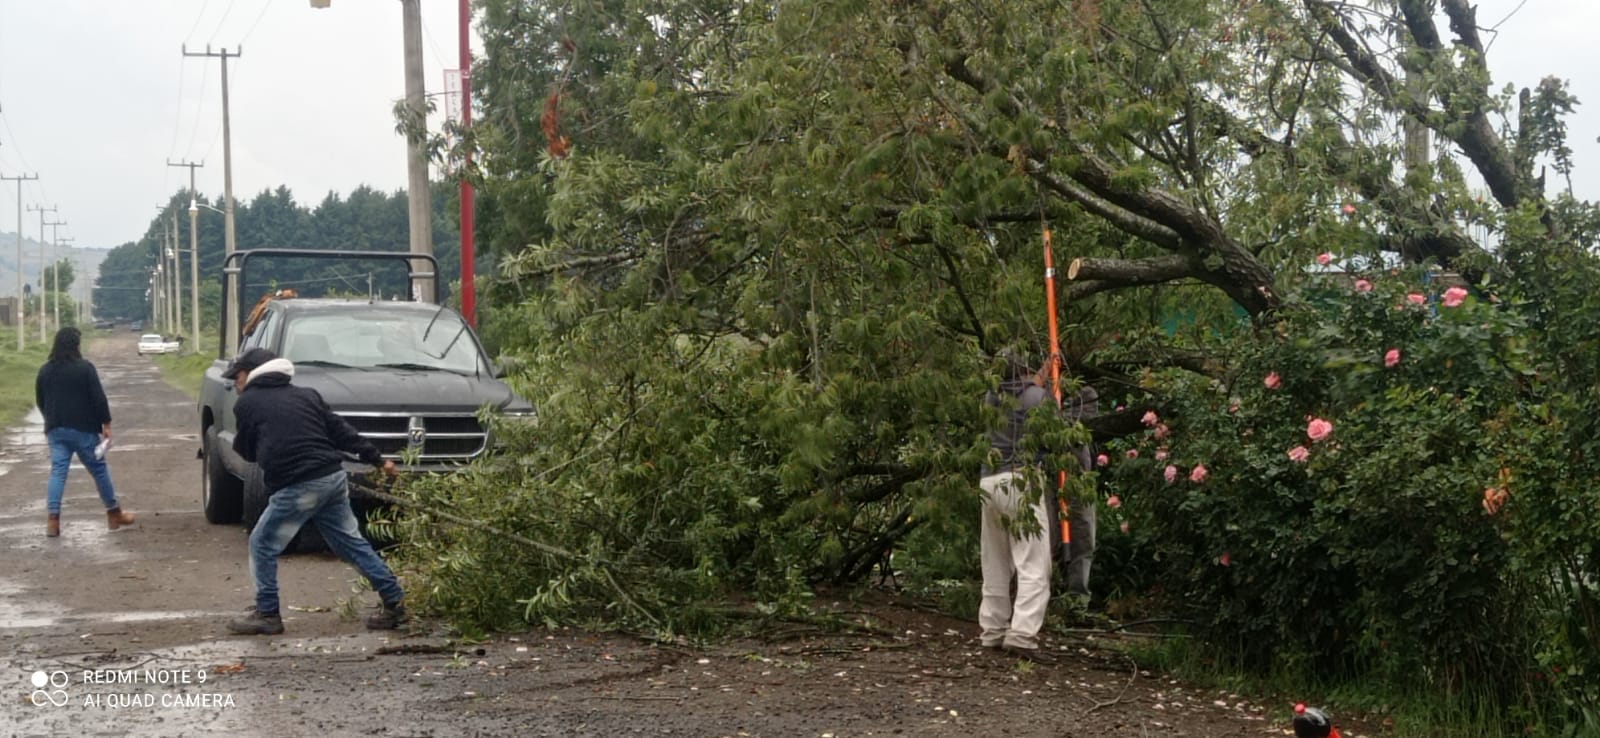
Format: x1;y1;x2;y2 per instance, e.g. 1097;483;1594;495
979;352;1090;663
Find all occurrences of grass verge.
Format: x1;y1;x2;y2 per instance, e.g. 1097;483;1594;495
0;327;52;426
1120;633;1537;737
150;334;222;400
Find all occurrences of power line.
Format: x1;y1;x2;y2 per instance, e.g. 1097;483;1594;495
184;0;214;45
209;0;241;45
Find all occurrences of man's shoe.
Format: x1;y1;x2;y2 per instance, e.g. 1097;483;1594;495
106;508;136;531
46;514;59;538
365;603;408;630
228;607;284;635
1002;644;1057;665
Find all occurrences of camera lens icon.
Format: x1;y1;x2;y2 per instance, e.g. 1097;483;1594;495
30;670;70;707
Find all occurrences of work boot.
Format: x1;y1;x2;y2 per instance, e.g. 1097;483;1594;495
227;607;285;635
46;514;59;538
1002;644;1058;665
365;603;408;630
106;508;136;531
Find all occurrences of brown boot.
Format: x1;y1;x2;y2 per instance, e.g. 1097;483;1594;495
46;514;59;538
107;508;136;531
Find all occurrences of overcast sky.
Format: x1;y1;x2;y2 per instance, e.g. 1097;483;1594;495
0;0;468;249
0;1;1597;250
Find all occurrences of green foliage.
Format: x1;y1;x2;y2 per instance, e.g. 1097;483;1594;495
391;0;1600;731
0;327;50;424
97;183;463;324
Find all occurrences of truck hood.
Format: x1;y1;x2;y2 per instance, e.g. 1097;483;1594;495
293;365;534;414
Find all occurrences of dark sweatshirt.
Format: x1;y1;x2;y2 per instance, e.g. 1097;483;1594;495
35;358;112;434
984;379;1098;475
232;359;384;492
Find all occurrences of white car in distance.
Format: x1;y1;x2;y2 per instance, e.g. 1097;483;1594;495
138;334;181;355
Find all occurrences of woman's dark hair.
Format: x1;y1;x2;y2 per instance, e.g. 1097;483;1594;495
48;327;82;363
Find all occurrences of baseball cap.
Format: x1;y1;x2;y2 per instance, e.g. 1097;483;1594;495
222;347;279;379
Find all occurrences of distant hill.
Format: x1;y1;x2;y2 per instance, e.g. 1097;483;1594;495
0;230;108;300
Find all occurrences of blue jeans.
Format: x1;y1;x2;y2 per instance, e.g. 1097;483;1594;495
46;427;119;515
249;470;404;615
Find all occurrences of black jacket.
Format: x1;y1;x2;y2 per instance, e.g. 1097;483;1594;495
35;358;112;434
232;363;383;492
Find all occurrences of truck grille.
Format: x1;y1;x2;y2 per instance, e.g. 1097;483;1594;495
339;413;487;462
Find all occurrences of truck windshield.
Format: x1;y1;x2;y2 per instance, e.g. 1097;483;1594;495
279;307;487;375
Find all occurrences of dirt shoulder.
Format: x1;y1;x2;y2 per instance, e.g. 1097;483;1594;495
2;332;1368;737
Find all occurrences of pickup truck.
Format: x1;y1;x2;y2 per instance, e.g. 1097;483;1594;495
137;334;182;355
196;250;533;546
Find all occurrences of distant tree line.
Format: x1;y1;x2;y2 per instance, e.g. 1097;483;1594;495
94;183;467;331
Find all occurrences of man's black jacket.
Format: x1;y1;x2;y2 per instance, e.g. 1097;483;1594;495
232;362;383;492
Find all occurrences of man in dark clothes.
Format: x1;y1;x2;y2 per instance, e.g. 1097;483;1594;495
35;327;135;537
222;348;408;635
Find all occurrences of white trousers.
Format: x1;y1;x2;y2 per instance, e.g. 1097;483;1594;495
978;470;1052;649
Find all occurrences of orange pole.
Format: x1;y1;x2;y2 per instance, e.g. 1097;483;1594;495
1043;229;1069;548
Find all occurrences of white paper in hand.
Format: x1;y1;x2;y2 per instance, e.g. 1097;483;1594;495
94;438;109;460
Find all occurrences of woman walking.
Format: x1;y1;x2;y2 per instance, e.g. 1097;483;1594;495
35;327;134;537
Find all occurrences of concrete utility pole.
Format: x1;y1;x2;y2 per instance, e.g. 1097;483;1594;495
55;237;74;330
43;218;65;338
4;172;38;350
170;209;182;339
458;0;476;326
401;0;435;303
184;44;243;350
27;204;54;339
170;160;204;353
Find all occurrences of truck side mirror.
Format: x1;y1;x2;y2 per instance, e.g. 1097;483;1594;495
492;361;507;379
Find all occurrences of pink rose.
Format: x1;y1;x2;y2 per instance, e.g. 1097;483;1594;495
1189;464;1208;483
1407;292;1426;305
1219;552;1232;566
1126;449;1139;459
1106;495;1122;509
1119;521;1131;534
1342;203;1356;215
1154;448;1169;461
1287;445;1310;463
1307;417;1333;442
1164;465;1178;484
1141;410;1159;427
1154;424;1170;441
1384;348;1401;368
1264;372;1281;390
1316;252;1332;266
1442;286;1468;308
1354;279;1373;293
1096;453;1109;467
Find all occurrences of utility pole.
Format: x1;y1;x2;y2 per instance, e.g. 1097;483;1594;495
458;0;476;326
27;204;54;339
55;237;73;330
170;160;204;353
184;44;242;350
4;172;38;350
43;218;65;338
401;0;435;304
170;209;182;339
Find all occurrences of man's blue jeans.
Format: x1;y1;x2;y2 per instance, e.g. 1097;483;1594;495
46;427;119;515
249;470;404;615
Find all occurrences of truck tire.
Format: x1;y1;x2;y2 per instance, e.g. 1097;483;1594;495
241;465;268;531
241;464;330;554
202;428;244;524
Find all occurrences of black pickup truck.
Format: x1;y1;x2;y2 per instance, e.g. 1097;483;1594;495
197;250;533;539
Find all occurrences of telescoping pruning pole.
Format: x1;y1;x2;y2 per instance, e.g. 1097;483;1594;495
1043;228;1070;550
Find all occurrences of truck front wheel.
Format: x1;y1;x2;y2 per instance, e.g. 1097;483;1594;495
202;428;244;524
